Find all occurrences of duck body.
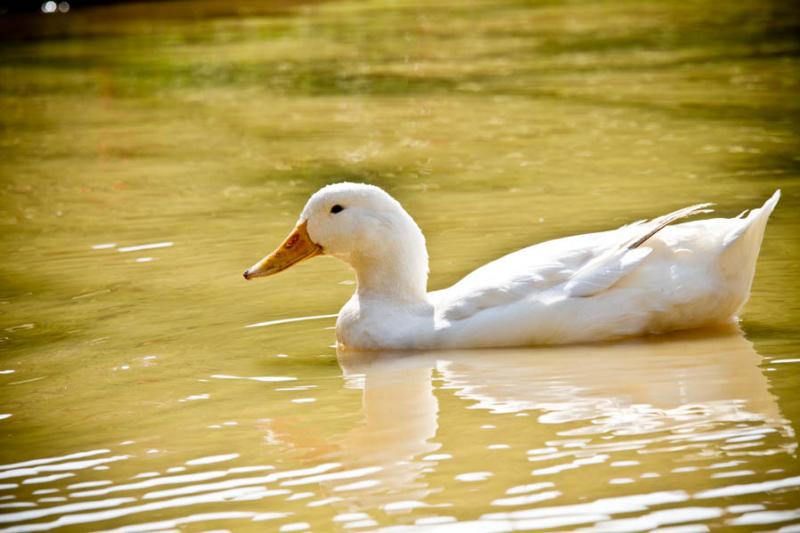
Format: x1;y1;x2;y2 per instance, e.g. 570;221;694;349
244;184;780;351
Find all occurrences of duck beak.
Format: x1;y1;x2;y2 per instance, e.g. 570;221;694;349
243;220;322;280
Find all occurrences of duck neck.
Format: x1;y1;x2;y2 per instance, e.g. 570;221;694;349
350;246;429;304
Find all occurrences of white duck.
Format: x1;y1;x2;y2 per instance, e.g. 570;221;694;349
244;183;779;350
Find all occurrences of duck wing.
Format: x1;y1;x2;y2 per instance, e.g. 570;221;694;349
434;202;712;322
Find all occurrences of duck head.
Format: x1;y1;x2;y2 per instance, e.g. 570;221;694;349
244;183;429;301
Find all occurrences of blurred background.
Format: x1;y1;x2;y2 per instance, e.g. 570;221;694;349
1;0;799;531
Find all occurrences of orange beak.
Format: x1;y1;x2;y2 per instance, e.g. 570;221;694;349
243;221;322;280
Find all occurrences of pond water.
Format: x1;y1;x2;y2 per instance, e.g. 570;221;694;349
1;0;800;531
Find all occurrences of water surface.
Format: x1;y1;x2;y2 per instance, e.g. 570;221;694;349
1;0;799;530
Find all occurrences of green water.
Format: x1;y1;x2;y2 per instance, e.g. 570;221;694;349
1;0;799;530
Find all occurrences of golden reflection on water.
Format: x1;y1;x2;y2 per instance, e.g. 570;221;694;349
1;329;798;530
1;0;800;530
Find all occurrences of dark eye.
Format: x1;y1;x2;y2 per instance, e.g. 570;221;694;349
330;204;344;214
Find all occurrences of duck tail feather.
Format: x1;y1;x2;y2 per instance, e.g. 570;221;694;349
565;200;714;298
627;202;714;250
722;189;780;249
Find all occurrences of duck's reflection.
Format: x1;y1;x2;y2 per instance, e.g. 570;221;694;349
266;328;796;509
328;326;791;504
